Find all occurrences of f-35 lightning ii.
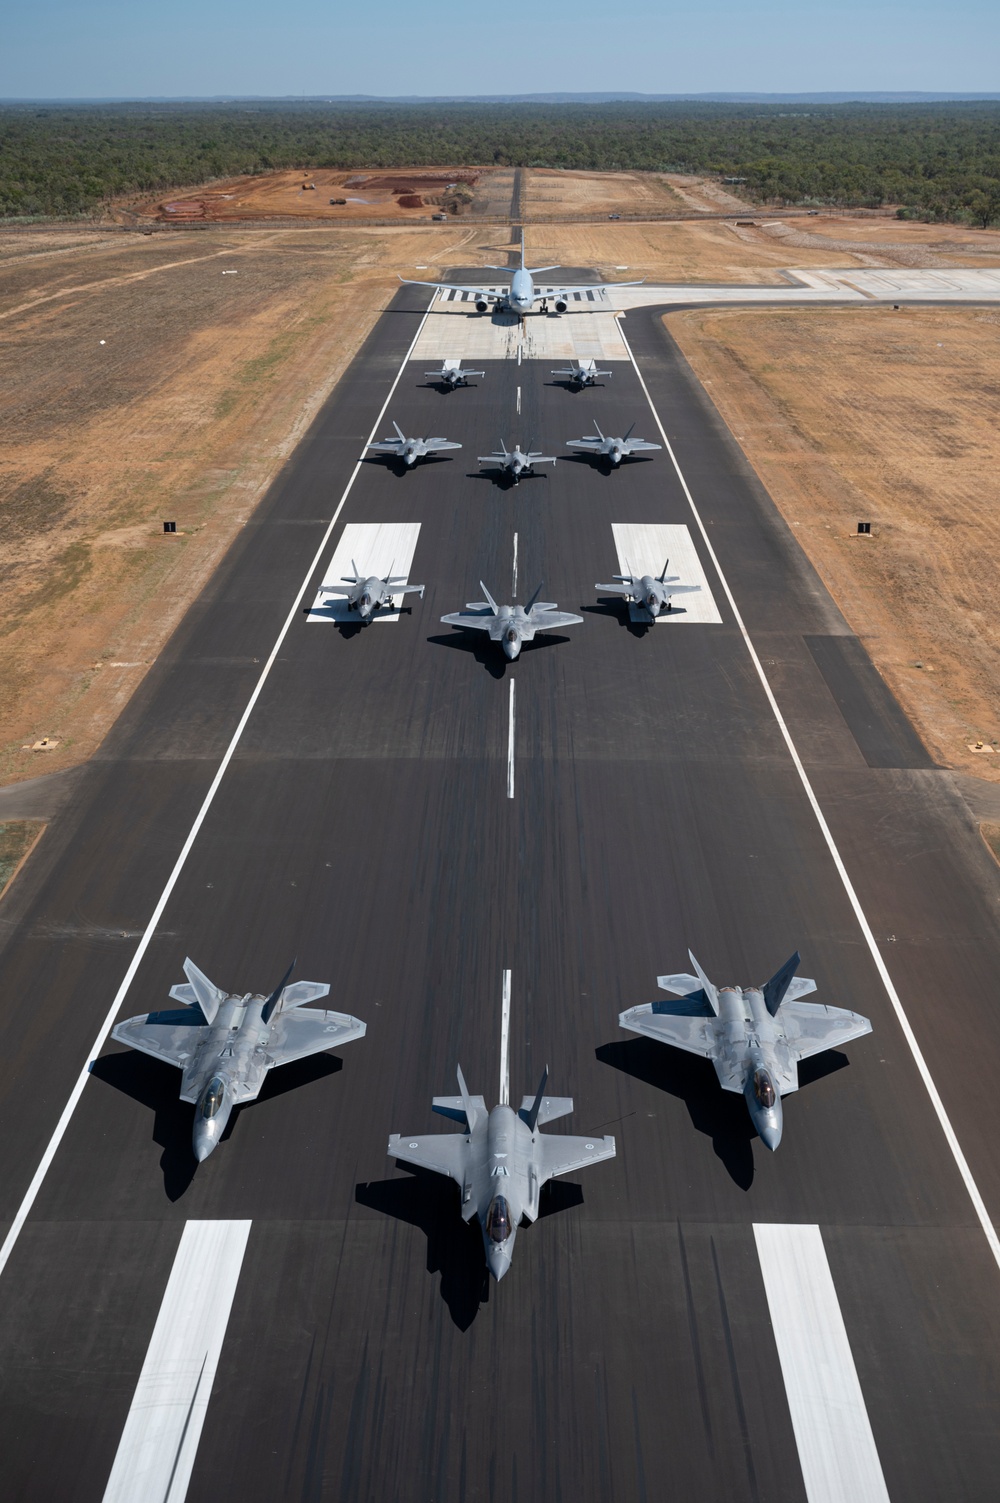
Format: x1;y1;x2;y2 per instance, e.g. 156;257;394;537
619;951;871;1150
400;231;643;316
566;420;661;469
320;559;425;622
425;358;485;389
366;419;461;468
595;558;701;621
441;582;583;660
111;958;366;1161
551;358;612;388
388;1063;616;1280
478;439;556;485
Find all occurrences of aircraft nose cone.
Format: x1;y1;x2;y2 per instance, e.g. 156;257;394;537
503;638;520;660
757;1115;782;1152
487;1243;514;1282
192;1125;217;1162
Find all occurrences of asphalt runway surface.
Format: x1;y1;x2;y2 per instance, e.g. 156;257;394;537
2;272;1000;1502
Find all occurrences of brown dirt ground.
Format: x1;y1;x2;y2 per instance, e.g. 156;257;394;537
666;305;1000;780
521;169;685;217
124;168;486;224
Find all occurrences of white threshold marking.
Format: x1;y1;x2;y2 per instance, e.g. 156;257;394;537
617;314;1000;1274
306;521;421;622
102;1220;252;1503
512;531;518;597
507;678;516;799
754;1225;889;1503
500;970;512;1106
0;289;439;1282
611;522;722;624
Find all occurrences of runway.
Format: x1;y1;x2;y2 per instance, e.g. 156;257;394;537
2;276;1000;1501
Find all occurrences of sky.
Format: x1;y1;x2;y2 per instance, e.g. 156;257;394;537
2;0;999;100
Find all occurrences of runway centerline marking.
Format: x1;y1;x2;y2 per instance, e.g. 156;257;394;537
0;289;438;1282
516;384;521;414
507;678;516;799
617;314;1000;1275
512;531;518;598
500;970;512;1106
102;1220;252;1503
754;1224;890;1503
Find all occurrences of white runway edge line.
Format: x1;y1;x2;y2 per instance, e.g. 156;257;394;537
507;678;516;799
0;290;439;1283
500;969;512;1106
617;316;1000;1274
754;1225;890;1503
102;1220;252;1503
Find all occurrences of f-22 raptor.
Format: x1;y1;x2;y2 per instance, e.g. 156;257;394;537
566;420;661;469
320;560;425;622
619;951;871;1149
112;958;366;1161
389;1064;616;1280
366;420;461;469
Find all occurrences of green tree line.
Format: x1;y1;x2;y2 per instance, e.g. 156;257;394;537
2;100;1000;223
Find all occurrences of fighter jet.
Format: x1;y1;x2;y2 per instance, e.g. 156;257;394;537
319;559;425;622
619;951;871;1150
551;358;612;388
388;1063;615;1281
111;958;366;1161
400;231;643;316
366;419;461;468
595;558;701;621
441;582;582;661
425;358;485;389
478;439;556;485
566;420;661;469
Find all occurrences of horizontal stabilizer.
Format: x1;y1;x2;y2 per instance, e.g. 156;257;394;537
279;980;331;1009
432;1092;488;1125
518;1093;573;1125
168;982;198;1006
656;971;702;997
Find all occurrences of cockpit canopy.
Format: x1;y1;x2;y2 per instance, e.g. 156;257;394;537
486;1195;512;1244
506;627;518;642
752;1068;776;1110
199;1075;226;1119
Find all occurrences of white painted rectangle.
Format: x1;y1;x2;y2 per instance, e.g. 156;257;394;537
307;522;422;623
754;1223;890;1503
611;523;722;623
103;1219;252;1503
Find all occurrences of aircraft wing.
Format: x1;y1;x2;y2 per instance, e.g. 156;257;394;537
111;1007;205;1069
366;441;404;454
619;1002;716;1057
399;277;500;296
527;610;583;632
538;1132;616;1182
565;438;604;450
423;439;462;451
441;611;495;631
623;440;662;453
544;279;645;297
388;1130;470;1191
595;582;634;596
387;582;424;598
780;1001;872;1063
665;584;701;595
266;1007;366;1066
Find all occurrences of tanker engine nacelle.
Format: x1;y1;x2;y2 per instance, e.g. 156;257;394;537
475;297;489;312
554;297;568;313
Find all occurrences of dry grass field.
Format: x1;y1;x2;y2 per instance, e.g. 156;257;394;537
667;305;1000;780
521;169;685;217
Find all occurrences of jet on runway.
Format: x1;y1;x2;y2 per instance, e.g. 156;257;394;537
366;420;461;468
388;1063;615;1280
400;232;643;316
551;358;612;388
595;558;701;621
320;560;425;622
111;958;366;1161
425;358;485;389
442;582;582;660
619;951;871;1150
566;420;661;468
479;439;556;485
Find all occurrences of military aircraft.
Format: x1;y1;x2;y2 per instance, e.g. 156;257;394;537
388;1063;615;1280
366;420;461;468
566;420;661;469
111;958;366;1161
400;232;643;316
595;558;701;621
319;560;425;623
425;358;485;389
551;358;613;388
478;439;556;485
442;582;583;661
619;951;871;1150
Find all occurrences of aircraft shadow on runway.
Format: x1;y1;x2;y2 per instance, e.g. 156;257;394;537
92;1048;342;1202
560;453;657;473
464;471;551;492
361;455;457;478
582;600;657;637
300;606;415;637
426;630;570;679
596;1037;850;1190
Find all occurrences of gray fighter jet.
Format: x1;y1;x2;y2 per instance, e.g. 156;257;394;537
551;358;612;388
566;420;661;469
388;1064;615;1280
619;951;871;1150
320;559;425;622
596;558;701;621
441;582;583;660
366;419;461;468
425;358;485;389
111;958;366;1161
478;439;556;485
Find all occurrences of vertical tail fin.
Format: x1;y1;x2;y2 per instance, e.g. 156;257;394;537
181;959;227;1026
525;582;544;612
762;952;802;1016
592;419;606;441
688;951;720;1016
480;581;500;614
524;1064;550;1132
657;558;670;583
261;959;297;1024
456;1063;482;1131
393;420;405;441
